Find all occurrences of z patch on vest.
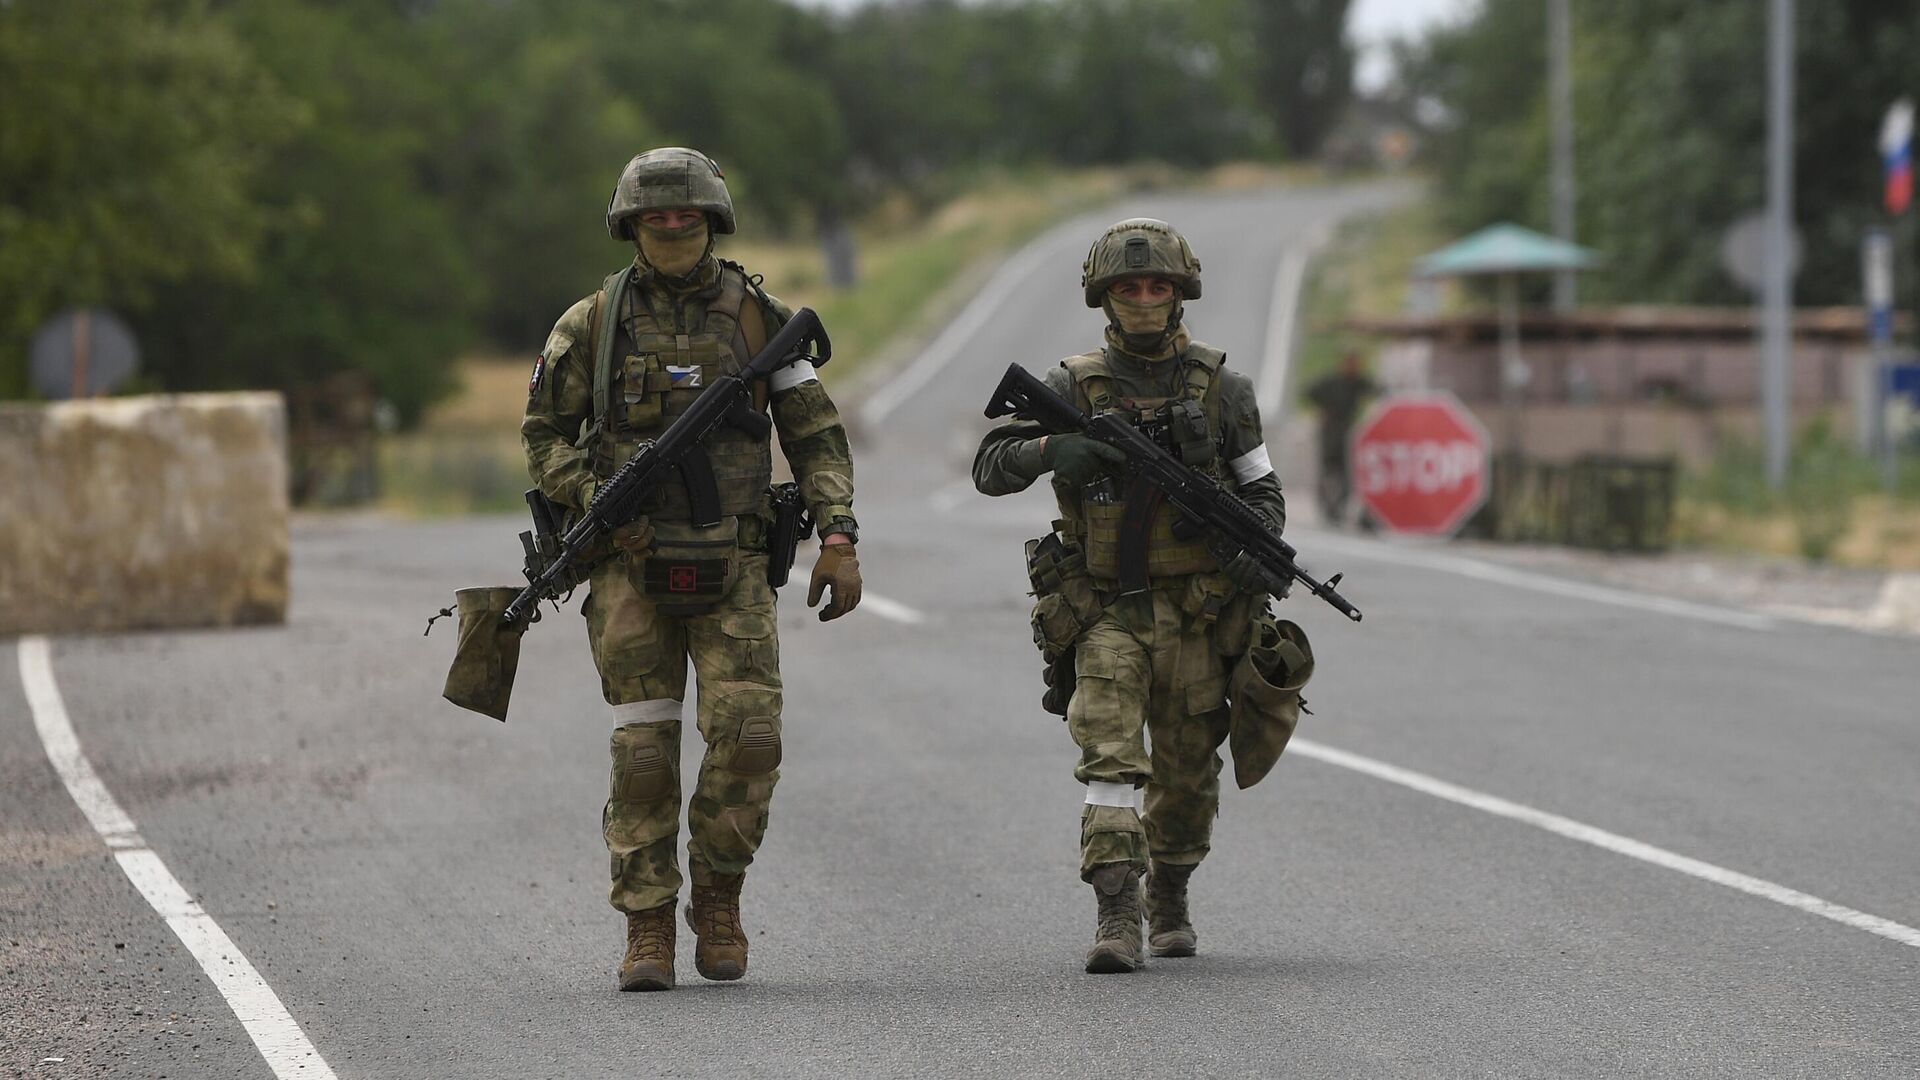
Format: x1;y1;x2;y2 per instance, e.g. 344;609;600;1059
666;365;703;388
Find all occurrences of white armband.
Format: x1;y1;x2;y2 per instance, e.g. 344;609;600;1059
768;360;819;392
1226;444;1273;484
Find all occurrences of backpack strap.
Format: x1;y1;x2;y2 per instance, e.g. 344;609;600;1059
723;258;787;412
1183;343;1228;444
589;266;632;432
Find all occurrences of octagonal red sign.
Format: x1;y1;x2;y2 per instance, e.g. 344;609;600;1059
1350;393;1491;536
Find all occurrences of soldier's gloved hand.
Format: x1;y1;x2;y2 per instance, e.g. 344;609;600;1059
1222;550;1289;598
808;542;862;622
1042;434;1128;486
611;516;655;559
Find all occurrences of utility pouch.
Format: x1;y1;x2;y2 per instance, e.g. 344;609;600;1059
1227;616;1314;789
1027;528;1105;717
638;517;739;614
622;353;666;429
765;481;813;589
441;586;529;722
1169;398;1216;467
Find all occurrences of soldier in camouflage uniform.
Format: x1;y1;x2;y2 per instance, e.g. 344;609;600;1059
973;219;1286;973
522;148;862;992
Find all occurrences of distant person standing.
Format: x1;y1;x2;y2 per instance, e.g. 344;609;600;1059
1304;352;1378;523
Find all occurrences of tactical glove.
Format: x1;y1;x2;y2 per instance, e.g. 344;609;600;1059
611;516;655;559
808;543;862;622
1042;434;1128;486
1221;550;1290;599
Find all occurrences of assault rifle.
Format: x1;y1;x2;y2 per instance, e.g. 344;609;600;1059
502;307;831;626
984;363;1362;622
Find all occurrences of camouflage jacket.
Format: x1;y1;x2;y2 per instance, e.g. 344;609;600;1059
521;258;856;538
972;341;1285;538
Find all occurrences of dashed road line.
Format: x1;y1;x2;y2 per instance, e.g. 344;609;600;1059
17;636;339;1079
860;592;929;626
1291;737;1920;950
1255;225;1331;427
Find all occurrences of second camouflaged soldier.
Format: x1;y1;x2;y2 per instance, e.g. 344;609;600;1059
523;148;862;992
973;219;1287;973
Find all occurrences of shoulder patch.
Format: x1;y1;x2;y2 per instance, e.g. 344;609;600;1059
528;353;547;396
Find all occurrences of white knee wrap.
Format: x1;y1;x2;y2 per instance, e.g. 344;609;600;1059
1085;781;1140;809
613;698;683;726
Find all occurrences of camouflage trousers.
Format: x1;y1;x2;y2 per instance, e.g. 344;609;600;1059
1067;581;1234;881
585;551;782;914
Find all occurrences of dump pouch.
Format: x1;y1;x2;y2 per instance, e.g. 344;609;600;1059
442;586;529;722
1227;616;1314;789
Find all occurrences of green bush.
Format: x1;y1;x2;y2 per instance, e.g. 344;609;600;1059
1783;418;1878;562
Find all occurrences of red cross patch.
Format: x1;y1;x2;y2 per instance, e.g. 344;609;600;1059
668;565;699;593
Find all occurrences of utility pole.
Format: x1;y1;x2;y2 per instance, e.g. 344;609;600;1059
1761;0;1795;489
1549;0;1577;311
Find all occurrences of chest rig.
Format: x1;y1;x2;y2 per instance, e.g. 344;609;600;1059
583;261;774;528
1061;344;1227;587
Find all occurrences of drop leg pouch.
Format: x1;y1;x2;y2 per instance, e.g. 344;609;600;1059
443;586;529;722
1227;617;1313;789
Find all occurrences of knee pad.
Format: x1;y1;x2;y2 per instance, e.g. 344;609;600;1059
611;727;676;802
727;718;781;775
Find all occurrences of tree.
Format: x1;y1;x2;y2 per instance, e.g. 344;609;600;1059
1249;0;1355;158
0;0;295;395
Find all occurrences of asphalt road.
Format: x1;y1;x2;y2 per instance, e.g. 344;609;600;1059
6;184;1918;1079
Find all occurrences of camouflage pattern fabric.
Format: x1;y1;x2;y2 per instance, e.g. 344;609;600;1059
591;550;784;914
974;341;1285;882
1070;585;1233;879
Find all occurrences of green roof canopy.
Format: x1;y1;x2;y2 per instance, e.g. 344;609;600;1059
1416;223;1600;278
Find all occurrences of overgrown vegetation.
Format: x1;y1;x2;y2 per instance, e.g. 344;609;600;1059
1678;425;1920;567
1294;197;1445;401
1;0;1354;420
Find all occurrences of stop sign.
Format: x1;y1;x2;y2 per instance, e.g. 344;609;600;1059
1350;393;1491;536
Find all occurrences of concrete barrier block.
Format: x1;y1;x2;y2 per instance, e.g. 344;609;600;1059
0;393;289;635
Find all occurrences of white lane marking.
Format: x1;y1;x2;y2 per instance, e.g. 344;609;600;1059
858;229;1072;428
860;592;928;626
1290;737;1920;950
1305;532;1779;631
18;637;340;1080
1256;225;1332;426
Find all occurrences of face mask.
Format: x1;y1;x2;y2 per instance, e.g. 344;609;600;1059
635;218;711;278
1106;294;1176;335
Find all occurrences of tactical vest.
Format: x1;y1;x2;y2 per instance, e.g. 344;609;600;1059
1062;344;1228;583
582;261;774;525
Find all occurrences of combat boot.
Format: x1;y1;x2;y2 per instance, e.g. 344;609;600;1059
1143;861;1197;957
618;903;676;992
1084;863;1145;974
686;870;748;981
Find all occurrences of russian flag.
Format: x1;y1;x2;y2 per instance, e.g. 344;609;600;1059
1888;146;1912;216
1883;99;1914;216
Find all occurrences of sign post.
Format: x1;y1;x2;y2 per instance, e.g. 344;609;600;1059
1351;393;1492;537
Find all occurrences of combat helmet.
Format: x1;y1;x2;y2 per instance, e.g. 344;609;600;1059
1081;218;1202;307
605;147;736;240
